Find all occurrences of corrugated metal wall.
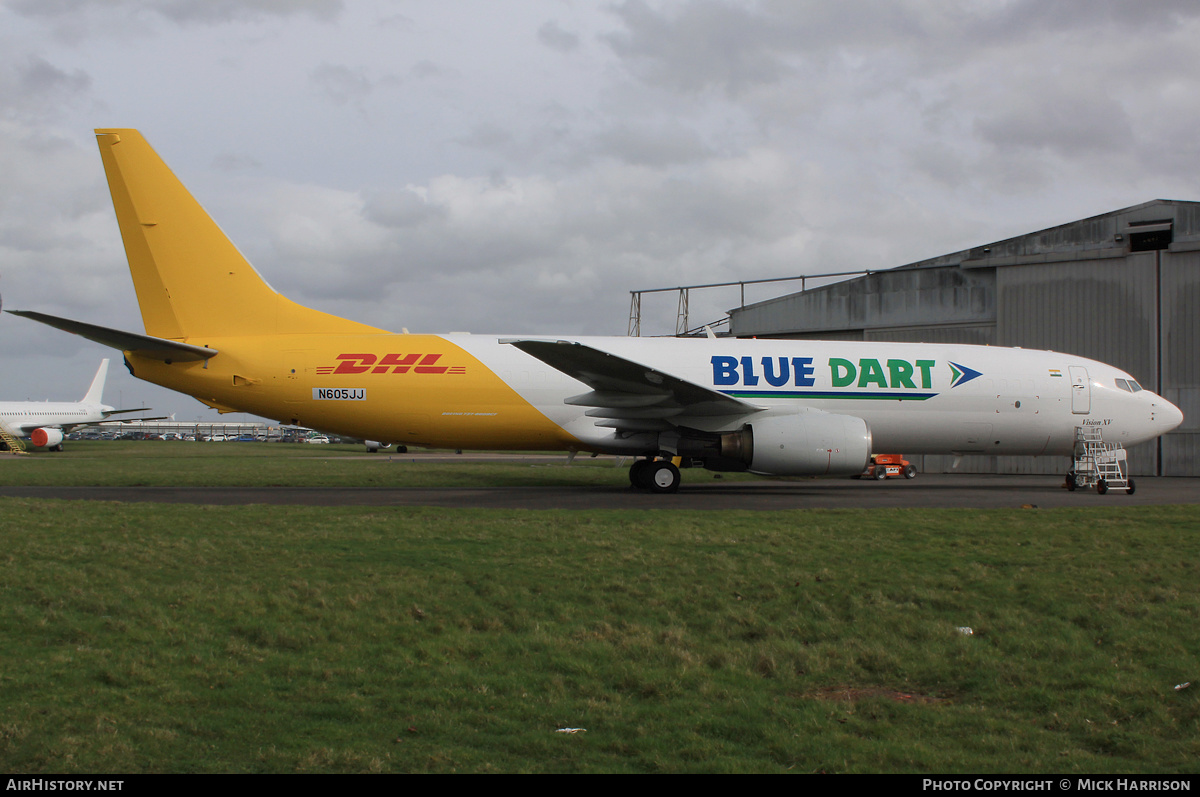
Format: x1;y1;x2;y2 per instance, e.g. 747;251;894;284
1161;247;1200;475
995;254;1159;475
865;324;995;345
995;255;1157;377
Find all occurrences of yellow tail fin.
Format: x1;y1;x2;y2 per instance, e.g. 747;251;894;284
95;129;383;339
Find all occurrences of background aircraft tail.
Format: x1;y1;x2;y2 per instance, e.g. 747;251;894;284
94;129;382;340
81;359;109;404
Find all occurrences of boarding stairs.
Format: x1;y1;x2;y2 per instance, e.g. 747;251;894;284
0;423;28;455
1069;426;1132;494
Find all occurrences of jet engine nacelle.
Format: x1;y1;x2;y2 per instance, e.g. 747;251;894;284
744;413;872;476
364;440;391;452
31;427;64;448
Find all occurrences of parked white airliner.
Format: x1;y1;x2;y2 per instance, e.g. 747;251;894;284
0;360;151;451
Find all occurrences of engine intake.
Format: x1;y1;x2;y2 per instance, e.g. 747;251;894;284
31;427;64;449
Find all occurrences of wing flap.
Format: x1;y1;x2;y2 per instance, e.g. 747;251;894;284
592;418;676;432
564;390;670;408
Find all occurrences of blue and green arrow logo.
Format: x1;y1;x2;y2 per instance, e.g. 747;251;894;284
949;361;982;388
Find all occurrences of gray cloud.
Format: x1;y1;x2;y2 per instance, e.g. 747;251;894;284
210;151;264;173
975;88;1136;157
591;123;713;166
311;63;375;107
538;20;581;53
410;60;455;80
0;56;91;122
603;0;793;96
8;0;344;25
309;63;403;110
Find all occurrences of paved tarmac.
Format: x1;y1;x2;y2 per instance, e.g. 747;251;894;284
2;472;1197;511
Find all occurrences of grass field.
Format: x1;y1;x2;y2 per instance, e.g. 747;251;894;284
1;443;1198;773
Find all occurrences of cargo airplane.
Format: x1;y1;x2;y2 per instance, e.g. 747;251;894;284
7;130;1185;489
0;359;156;450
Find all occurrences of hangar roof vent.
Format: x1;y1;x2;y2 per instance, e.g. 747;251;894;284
1125;219;1173;252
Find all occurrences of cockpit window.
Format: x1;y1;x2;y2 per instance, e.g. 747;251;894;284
1128;380;1143;392
1115;379;1131;392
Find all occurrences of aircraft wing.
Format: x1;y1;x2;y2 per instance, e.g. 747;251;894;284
503;338;763;431
6;311;218;363
9;420;77;435
8;416;168;435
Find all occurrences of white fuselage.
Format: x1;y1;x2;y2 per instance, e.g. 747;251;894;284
0;400;114;438
445;335;1183;457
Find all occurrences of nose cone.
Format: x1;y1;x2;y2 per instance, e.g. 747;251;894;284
1154;395;1184;434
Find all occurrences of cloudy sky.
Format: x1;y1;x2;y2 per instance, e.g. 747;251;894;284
2;0;1199;421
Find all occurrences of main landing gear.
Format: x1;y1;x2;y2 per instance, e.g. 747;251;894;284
629;458;682;493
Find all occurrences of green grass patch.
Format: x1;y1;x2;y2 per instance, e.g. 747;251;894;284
2;499;1198;773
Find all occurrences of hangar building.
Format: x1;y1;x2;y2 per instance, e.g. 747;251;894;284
726;200;1199;477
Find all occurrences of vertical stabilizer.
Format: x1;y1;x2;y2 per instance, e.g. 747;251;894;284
94;129;383;340
82;359;109;404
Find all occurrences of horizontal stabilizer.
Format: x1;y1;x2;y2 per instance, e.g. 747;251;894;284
7;310;218;362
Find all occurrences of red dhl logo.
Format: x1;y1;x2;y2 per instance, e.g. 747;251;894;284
316;354;467;375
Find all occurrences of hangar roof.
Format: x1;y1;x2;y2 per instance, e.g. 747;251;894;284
892;199;1200;272
732;199;1200;320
